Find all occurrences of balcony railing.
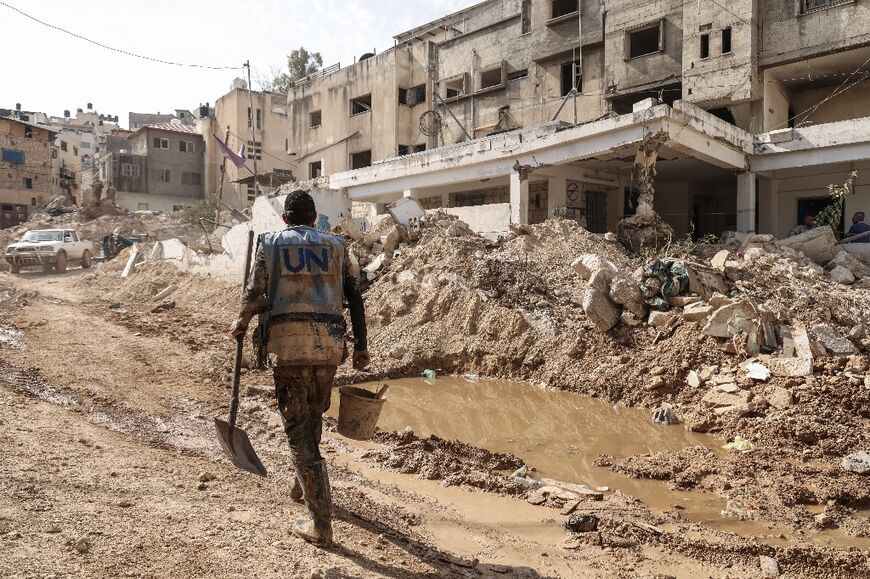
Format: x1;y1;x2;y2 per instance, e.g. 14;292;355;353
802;0;853;13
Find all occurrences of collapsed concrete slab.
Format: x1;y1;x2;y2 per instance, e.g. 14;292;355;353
774;226;837;264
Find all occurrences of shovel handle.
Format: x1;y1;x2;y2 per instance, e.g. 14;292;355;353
229;230;256;429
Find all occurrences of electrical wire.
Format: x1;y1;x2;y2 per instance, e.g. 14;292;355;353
0;2;242;70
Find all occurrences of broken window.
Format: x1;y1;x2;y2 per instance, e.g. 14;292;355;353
479;64;504;91
412;143;426;153
802;0;852;13
551;0;578;19
508;68;529;82
560;60;582;96
246;184;256;203
521;0;531;33
441;74;467;99
181;172;202;186
350;94;372;116
22;177;33;189
24;126;32;138
351;150;372;170
309;161;322;178
399;85;426;106
310;110;322;128
60;141;68;152
626;21;664;59
398;88;408;105
722;27;732;54
397;145;410;156
700;33;710;59
152;137;168;150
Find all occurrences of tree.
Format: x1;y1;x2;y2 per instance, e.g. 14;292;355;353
817;170;858;233
260;47;323;93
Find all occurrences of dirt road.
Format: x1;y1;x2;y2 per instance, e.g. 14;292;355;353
0;267;866;578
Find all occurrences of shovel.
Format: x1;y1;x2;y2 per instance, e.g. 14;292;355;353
214;230;267;477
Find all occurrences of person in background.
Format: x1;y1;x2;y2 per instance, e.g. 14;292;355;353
847;211;870;243
789;214;816;237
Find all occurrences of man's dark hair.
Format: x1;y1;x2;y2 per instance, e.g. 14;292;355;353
284;189;316;225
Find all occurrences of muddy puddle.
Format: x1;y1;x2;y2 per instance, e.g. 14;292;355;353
334;376;870;549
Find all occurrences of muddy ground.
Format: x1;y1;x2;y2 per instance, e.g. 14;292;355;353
1;217;869;577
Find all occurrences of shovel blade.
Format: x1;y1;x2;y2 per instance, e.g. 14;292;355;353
214;418;268;477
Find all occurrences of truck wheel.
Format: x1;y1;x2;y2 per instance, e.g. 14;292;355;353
55;251;67;273
10;264;19;274
81;250;92;269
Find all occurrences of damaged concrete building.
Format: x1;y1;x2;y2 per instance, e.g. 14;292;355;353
283;0;870;240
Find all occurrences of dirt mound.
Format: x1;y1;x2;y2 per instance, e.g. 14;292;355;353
364;427;527;495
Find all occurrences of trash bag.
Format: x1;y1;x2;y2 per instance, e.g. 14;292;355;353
641;259;690;311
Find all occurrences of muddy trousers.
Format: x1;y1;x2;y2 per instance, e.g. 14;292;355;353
274;365;337;541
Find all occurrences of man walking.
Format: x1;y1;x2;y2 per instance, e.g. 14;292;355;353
232;190;369;547
848;211;870;243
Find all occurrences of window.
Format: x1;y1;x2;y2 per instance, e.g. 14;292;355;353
1;148;25;164
256;108;262;129
137;203;149;211
152;137;169;150
551;0;578;19
350;94;372;116
442;74;467;99
158;169;171;182
246;141;262;160
24;126;32;138
52;149;57;159
700;33;710;59
412;143;426;153
398;88;409;105
121;163;140;177
398;145;410;156
179;141;196;153
60;141;68;152
722;27;732;54
560;60;582;96
23;177;33;189
626;21;664;59
479;65;504;91
246;184;256;203
521;0;531;34
182;172;202;186
31;197;36;206
80;142;91;149
310;110;322;128
350;150;372;170
73;146;78;157
508;68;529;82
400;84;426;106
802;0;853;13
309;161;322;178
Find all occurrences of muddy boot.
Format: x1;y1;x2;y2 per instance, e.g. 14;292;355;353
289;476;303;503
291;459;333;547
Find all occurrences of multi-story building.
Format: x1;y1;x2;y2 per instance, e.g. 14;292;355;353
129;109;197;131
282;0;870;240
99;122;205;212
201;81;295;210
0;117;57;227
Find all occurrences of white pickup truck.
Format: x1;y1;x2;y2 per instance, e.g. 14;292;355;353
4;229;93;274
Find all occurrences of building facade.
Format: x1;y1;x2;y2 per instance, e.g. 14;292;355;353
201;82;294;210
99;122;205;212
0;117;56;227
279;0;870;240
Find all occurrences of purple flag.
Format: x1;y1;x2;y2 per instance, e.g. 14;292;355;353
214;134;246;169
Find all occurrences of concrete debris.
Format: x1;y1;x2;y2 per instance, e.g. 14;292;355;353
774;225;838;264
608;274;646;319
582;270;620;332
564;513;598;533
682;302;713;323
386;197;425;227
765;386;793;410
648;310;677;328
745;362;771;381
651;403;681;425
121;244;141;278
686;370;701;388
702;298;755;338
829;265;855;285
153;284;178;302
811;324;859;356
841;452;870;475
829;250;870;279
571;254;618;281
710;250;730;271
759;555;780;578
337;217;363;241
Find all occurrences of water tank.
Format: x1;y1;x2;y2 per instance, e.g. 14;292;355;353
15;103;21;111
87;103;93;110
77;108;83;113
199;104;209;118
99;114;105;120
64;110;70;118
359;52;375;61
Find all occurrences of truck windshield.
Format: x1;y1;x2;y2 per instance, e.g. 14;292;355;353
19;231;63;242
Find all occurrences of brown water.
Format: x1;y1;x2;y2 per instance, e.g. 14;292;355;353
333;376;870;548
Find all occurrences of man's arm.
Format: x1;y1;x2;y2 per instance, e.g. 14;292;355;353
231;244;268;337
343;252;369;370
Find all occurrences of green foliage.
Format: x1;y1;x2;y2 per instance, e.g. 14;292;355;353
638;222;718;262
816;170;858;232
261;47;323;94
175;197;219;230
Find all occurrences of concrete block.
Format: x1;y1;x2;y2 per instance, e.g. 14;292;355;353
702;299;755;338
829;265;855;285
683;302;713;323
811;324;859;356
830;251;870;278
774;226;837;264
711;250;729;271
583;272;620;332
648;310;677;328
571;253;618;282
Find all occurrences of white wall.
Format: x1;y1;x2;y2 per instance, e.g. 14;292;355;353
445;203;511;234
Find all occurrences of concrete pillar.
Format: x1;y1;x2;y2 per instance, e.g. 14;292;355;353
736;172;756;233
510;171;529;225
441;191;450;208
547;176;567;218
758;178;779;236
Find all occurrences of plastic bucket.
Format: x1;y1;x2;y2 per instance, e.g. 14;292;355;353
337;386;386;441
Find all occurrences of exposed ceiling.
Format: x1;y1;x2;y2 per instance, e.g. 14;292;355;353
766;45;870;92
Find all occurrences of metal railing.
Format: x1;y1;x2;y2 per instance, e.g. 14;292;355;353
802;0;853;13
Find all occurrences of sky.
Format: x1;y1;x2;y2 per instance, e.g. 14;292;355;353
0;0;479;129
